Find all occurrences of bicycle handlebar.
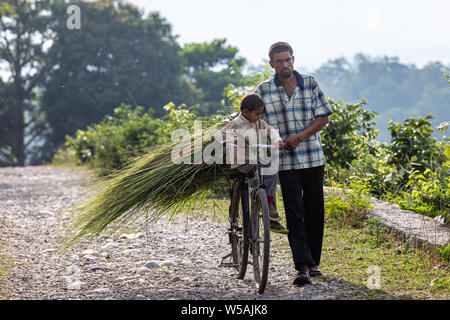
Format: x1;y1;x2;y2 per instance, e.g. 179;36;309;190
226;143;276;149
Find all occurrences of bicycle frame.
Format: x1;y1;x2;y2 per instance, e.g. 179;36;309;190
220;144;274;294
220;167;260;267
239;164;266;241
240;175;251;246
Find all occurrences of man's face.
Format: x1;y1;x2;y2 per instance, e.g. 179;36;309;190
242;106;264;123
269;51;295;78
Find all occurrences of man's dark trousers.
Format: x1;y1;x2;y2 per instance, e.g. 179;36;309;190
279;165;325;270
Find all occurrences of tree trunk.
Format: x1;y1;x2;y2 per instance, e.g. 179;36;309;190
14;109;25;166
13;78;25;166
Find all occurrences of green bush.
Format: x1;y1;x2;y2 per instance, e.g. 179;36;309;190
334;114;449;213
325;180;374;228
322;98;380;188
51;148;79;166
395;165;450;220
387;115;446;175
63;102;227;176
65;104;166;175
345;148;395;197
379;117;450;219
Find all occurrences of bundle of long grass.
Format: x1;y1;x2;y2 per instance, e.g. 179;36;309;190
63;129;237;246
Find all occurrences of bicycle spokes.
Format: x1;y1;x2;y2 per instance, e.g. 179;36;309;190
252;188;271;294
223;176;271;294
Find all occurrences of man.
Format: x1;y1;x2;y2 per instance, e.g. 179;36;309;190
254;42;333;286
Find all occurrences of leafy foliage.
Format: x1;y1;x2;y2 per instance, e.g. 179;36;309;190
66;104;163;175
325;180;373;228
322;98;379;170
180;39;246;114
42;0;191;151
387;115;445;173
313;54;450;142
0;0;54;165
396;166;450;220
65;102;226;175
224;63;274;112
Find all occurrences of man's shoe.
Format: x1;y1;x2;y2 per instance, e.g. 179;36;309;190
309;265;322;277
293;270;311;286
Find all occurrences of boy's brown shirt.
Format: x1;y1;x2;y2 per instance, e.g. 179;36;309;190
214;113;282;168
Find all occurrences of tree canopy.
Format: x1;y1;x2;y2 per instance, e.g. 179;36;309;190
41;0;191;150
313;54;450;142
0;0;247;165
180;39;246;114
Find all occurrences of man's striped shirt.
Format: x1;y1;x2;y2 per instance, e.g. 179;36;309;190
254;70;333;170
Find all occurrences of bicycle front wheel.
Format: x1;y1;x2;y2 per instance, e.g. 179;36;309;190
251;188;271;294
230;178;249;279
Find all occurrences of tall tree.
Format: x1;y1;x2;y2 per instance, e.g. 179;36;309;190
41;0;193;150
0;83;15;165
0;0;53;166
180;39;246;114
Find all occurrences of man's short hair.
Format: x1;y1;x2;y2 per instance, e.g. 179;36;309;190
268;42;293;61
240;93;265;112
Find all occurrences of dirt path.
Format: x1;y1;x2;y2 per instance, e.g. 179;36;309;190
0;166;372;300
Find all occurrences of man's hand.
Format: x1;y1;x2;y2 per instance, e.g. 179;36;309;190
277;141;285;150
283;116;329;150
283;134;303;150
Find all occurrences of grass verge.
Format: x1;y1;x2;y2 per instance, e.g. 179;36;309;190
320;223;449;299
0;226;12;300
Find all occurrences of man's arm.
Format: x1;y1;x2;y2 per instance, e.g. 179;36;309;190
283;116;329;150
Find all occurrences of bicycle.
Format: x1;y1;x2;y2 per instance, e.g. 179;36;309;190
220;146;273;294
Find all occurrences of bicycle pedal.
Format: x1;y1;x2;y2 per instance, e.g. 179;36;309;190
219;262;237;268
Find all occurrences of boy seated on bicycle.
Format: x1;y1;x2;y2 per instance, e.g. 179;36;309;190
214;93;288;234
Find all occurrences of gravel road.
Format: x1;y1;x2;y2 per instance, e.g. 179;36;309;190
0;166;372;300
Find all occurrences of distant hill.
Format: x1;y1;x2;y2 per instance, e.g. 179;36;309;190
311;54;450;143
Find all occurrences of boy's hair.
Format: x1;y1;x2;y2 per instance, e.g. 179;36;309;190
240;93;265;112
268;42;293;61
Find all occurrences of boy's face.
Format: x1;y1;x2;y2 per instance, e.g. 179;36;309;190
242;106;264;122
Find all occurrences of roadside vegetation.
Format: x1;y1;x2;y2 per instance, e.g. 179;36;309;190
0;226;12;300
319;186;449;299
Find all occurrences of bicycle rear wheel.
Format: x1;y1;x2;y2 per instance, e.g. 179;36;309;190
229;178;250;279
251;188;270;294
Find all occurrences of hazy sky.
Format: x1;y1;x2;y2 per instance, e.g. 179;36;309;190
128;0;450;71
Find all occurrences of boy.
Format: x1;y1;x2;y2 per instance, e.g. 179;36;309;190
214;93;288;234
